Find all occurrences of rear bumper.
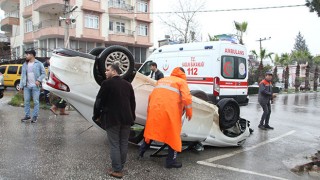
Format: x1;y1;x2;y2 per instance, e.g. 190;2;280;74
208;94;249;105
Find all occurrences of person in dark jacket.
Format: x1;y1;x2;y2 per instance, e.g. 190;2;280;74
149;62;164;80
93;64;136;179
258;71;274;130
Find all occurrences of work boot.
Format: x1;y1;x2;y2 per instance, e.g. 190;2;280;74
258;124;267;130
21;116;31;122
166;161;182;169
264;125;274;130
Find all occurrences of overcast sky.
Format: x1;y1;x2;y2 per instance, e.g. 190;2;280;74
0;0;319;57
153;0;320;57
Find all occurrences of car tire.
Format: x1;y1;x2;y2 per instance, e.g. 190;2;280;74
128;128;144;144
0;92;3;99
217;98;240;130
14;81;20;91
190;90;209;101
97;45;134;81
88;47;106;56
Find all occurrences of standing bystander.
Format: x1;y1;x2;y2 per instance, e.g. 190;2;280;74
19;49;46;123
258;71;274;130
149;62;164;80
93;64;136;178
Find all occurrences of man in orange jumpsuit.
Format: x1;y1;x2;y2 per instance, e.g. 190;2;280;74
139;67;193;168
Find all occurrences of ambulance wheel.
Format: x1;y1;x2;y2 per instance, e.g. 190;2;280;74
191;90;209;101
97;45;134;81
217;98;240;130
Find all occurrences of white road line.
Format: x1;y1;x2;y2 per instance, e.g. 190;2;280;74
197;161;288;180
202;130;296;163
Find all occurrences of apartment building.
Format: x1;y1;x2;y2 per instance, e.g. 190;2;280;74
0;0;153;63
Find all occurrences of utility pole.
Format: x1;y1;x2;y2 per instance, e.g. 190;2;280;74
256;37;271;51
63;0;70;48
62;0;77;49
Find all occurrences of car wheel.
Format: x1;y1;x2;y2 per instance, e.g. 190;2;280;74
14;81;20;91
0;92;3;99
97;45;134;81
217;98;240;130
190;90;209;101
88;47;106;56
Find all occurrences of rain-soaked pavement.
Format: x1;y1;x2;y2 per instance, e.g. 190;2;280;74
0;88;320;180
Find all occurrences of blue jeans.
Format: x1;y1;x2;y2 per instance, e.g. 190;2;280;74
106;125;131;172
23;86;40;118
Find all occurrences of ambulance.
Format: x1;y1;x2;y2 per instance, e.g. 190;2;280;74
138;41;249;105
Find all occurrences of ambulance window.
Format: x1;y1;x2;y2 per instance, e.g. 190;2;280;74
237;58;246;79
138;61;153;76
221;56;246;79
222;56;235;78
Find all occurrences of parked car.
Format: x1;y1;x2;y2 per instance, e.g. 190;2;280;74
43;46;250;148
0;64;22;91
0;72;4;99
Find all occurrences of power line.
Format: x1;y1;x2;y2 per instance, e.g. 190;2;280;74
95;4;306;15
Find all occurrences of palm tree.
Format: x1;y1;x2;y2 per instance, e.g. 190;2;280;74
278;53;292;91
208;34;219;41
251;48;274;81
313;56;320;91
234;21;248;45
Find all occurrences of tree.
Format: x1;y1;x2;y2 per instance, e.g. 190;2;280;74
160;0;206;43
272;66;279;85
234;21;248;45
293;32;309;53
306;0;320;17
294;63;301;92
250;49;274;81
277;53;292;91
208;34;219;41
313;55;320;91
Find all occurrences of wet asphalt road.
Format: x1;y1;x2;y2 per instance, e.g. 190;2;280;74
0;89;319;180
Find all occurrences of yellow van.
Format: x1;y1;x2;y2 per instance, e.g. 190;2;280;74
0;64;22;91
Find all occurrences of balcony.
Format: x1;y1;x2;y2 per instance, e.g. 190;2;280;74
135;35;152;47
0;0;19;11
33;0;75;14
108;0;134;20
81;0;104;13
32;19;76;40
108;30;135;45
135;13;153;23
81;28;104;41
23;4;33;17
0;11;20;33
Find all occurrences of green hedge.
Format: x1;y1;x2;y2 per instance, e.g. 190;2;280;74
248;86;280;95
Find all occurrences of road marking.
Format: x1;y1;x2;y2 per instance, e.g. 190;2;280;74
197;161;288;180
201;130;296;163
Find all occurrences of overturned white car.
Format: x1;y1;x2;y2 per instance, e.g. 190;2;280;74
43;46;250;149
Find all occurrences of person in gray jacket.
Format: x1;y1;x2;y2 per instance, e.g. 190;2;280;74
258;71;274;130
19;49;46;123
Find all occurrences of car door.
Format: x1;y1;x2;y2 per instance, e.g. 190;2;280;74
4;65;19;87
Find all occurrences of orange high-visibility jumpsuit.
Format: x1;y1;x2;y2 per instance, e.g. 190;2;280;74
144;67;192;152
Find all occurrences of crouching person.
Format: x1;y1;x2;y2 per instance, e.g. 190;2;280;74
139;67;192;168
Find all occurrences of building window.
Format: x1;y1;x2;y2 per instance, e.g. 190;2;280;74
137;1;148;12
138;24;148;36
25;19;33;33
109;21;114;31
84;15;99;29
116;22;125;33
25;0;34;7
